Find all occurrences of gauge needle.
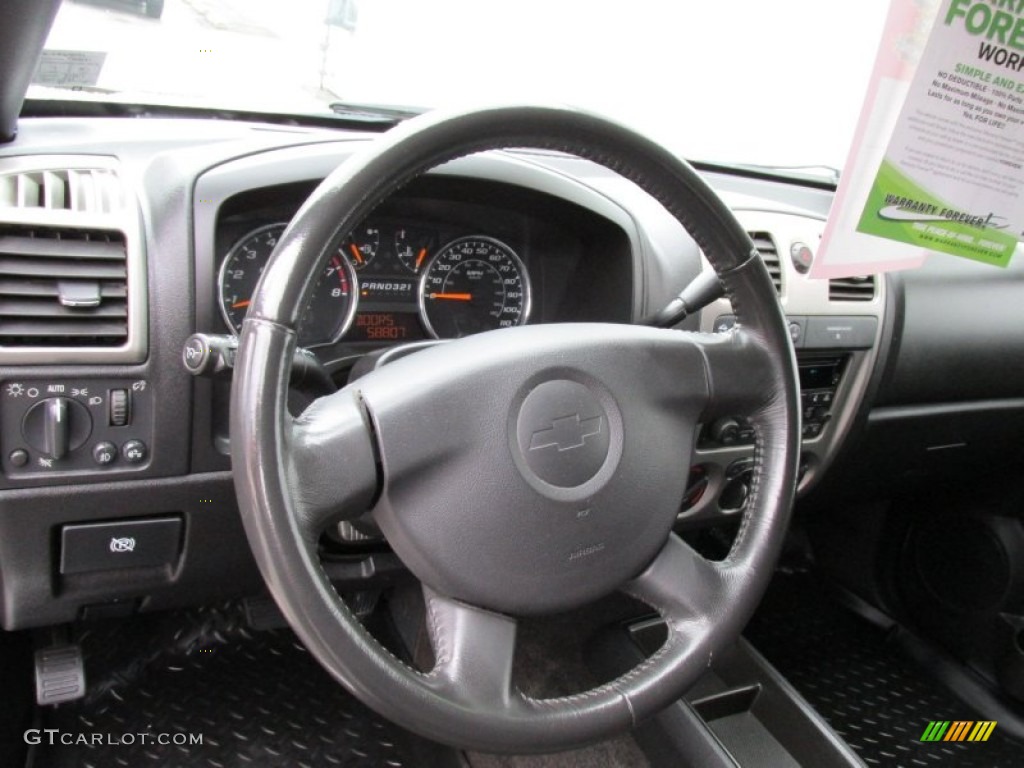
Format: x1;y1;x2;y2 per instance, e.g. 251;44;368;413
431;292;472;301
415;247;428;271
348;243;364;265
232;300;251;309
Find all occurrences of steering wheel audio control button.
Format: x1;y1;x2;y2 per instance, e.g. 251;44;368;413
515;379;612;488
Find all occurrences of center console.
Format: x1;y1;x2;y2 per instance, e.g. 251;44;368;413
588;618;864;768
699;356;846;450
682;210;886;525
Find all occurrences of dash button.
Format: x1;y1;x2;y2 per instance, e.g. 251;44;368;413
122;440;147;464
93;442;117;466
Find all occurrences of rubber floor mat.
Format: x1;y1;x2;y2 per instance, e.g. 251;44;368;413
30;604;459;768
744;568;1024;768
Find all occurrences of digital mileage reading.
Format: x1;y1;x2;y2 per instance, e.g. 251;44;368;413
349;312;425;342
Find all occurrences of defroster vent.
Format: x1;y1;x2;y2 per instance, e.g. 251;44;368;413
748;232;782;294
0;226;128;347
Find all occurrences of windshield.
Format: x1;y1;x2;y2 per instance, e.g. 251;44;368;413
32;0;890;172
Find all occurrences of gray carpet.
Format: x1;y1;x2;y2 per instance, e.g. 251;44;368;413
469;737;648;768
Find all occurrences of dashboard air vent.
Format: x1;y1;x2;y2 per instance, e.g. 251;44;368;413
0;168;124;214
0;226;129;347
748;232;782;294
829;275;876;302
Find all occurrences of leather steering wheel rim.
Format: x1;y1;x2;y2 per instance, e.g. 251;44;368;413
230;105;800;753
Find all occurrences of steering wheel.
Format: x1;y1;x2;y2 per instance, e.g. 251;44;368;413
230;105;799;753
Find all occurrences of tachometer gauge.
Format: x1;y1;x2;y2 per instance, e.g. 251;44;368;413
343;225;380;270
418;236;530;339
394;227;433;273
218;223;358;347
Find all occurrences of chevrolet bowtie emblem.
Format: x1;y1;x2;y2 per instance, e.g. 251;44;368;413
529;413;604;452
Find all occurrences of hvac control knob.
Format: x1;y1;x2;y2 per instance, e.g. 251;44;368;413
709;417;741;446
22;397;93;460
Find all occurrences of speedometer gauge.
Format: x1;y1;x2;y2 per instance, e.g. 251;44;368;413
418;236;530;339
218;223;358;347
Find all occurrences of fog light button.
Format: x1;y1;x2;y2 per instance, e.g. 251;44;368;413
92;441;117;466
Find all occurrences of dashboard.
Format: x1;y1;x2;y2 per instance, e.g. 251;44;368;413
0;114;1022;631
208;174;633;353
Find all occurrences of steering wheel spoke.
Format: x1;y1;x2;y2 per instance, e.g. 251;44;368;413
285;388;379;537
624;533;726;627
695;324;787;420
423;587;519;712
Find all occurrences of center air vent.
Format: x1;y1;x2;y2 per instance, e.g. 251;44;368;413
829;275;876;302
0;226;128;347
748;232;782;294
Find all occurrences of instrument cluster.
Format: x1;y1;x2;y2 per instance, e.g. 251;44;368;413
217;218;531;346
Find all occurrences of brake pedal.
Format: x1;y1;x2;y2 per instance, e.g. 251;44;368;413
244;595;288;630
34;645;85;706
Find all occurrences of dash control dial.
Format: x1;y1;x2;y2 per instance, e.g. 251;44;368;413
2;378;154;484
708;418;741;446
22;398;92;460
109;389;130;427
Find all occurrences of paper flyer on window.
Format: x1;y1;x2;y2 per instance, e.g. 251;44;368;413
814;0;1024;278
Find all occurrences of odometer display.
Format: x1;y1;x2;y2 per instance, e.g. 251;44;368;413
418;236;530;339
218;223;358;346
348;311;425;343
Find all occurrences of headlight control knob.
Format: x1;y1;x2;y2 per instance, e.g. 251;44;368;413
22;397;93;460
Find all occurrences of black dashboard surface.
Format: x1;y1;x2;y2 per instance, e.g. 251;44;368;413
0;115;1021;629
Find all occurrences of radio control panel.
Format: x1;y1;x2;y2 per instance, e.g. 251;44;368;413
699;357;846;448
